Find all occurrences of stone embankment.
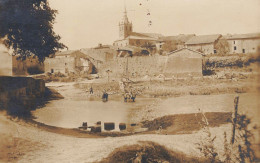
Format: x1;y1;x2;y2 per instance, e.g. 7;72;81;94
0;76;45;115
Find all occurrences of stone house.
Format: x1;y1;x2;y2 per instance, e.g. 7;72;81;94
12;56;44;76
185;34;222;55
164;48;203;77
156;34;196;51
223;33;260;54
44;50;94;74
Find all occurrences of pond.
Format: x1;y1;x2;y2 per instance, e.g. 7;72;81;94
32;85;259;132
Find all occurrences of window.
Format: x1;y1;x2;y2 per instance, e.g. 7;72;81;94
242;49;245;53
214;49;217;54
51;69;54;73
234;46;236;50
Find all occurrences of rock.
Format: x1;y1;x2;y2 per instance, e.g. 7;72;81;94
104;122;115;130
119;123;126;130
90;126;101;132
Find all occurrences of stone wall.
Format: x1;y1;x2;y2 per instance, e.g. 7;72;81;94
44;57;75;74
0;76;45;114
12;56;44;76
99;50;203;78
99;55;169;78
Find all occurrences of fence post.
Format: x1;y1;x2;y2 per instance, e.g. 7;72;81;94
231;96;239;144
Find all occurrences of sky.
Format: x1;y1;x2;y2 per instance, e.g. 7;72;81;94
49;0;260;50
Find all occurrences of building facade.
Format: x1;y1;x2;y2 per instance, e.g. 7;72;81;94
164;48;203;76
224;33;260;54
44;50;94;74
185;34;222;55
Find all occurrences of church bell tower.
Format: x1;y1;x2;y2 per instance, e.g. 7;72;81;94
119;7;133;39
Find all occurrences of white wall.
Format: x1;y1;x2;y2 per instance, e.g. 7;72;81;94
0;44;12;76
227;38;260;54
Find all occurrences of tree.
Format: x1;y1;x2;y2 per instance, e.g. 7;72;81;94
0;0;66;62
215;39;230;56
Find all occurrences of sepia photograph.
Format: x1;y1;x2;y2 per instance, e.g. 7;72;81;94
0;0;260;162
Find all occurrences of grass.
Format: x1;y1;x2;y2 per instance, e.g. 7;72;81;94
99;141;207;163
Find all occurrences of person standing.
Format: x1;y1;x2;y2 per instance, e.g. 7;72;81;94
90;86;93;94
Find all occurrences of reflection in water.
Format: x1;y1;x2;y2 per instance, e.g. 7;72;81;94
32;93;259;131
32;96;154;129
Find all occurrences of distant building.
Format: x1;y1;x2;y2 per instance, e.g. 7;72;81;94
185;34;222;55
223;33;260;54
156;34;196;51
157;34;195;49
12;56;44;76
44;50;94;74
164;48;203;76
113;8;162;50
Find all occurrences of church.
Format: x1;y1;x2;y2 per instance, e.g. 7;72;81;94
113;8;163;48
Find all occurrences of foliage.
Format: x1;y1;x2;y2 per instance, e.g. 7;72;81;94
197;97;257;163
141;42;156;54
215;39;230;56
161;40;177;52
196;112;221;163
0;0;67;62
233;114;256;163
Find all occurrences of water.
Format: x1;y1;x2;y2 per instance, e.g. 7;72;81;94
32;96;154;129
32;89;259;130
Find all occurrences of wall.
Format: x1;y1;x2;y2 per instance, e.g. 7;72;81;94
12;56;44;76
0;76;45;114
227;38;260;54
44;57;75;74
164;49;202;76
99;52;202;78
114;39;129;47
100;55;167;78
0;44;12;76
186;43;215;55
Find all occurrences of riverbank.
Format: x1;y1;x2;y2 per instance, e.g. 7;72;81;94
1;77;259;162
0;111;234;163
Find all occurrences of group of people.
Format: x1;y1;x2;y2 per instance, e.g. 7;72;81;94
87;86;108;102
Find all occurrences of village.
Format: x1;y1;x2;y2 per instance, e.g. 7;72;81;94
0;2;260;163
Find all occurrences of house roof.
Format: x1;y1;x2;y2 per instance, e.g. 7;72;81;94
126;35;157;41
167;47;205;56
55;50;77;56
160;34;195;43
223;33;260;40
139;33;164;38
185;34;221;45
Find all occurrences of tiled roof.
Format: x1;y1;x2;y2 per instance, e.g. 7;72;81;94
168;47;204;56
185;34;221;45
139;33;164;38
160;34;195;42
223;33;260;40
